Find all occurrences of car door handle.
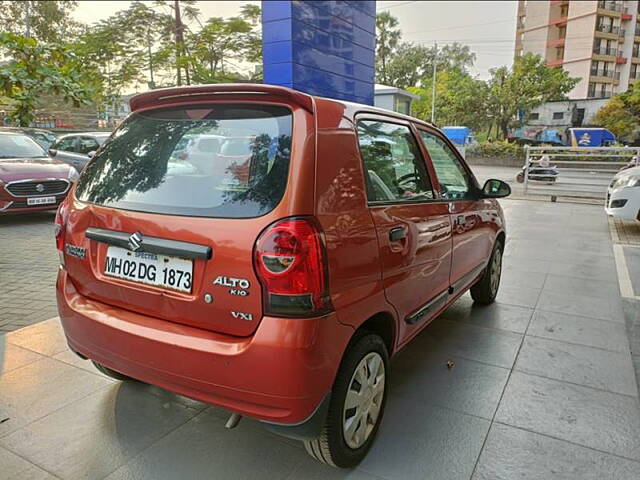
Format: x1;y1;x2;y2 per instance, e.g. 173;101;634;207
389;227;407;242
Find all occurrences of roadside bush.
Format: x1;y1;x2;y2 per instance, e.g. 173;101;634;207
467;140;525;160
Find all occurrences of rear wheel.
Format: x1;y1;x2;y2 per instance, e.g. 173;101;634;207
92;361;135;381
304;334;388;468
471;238;504;305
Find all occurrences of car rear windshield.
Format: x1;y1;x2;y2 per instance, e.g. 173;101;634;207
0;134;45;158
75;104;293;218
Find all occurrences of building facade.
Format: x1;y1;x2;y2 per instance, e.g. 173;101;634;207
515;0;640;99
373;84;419;115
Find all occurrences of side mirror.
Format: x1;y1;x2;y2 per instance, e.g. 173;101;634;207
87;150;96;159
48;148;57;157
482;179;511;198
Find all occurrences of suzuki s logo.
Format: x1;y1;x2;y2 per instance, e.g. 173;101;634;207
35;183;45;193
128;232;143;251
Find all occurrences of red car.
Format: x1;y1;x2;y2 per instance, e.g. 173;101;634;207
0;131;79;214
56;84;509;467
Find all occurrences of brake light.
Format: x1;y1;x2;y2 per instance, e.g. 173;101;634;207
254;217;332;317
54;200;69;265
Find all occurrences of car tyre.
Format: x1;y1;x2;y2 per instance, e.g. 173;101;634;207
304;333;388;468
92;360;136;381
471;238;504;305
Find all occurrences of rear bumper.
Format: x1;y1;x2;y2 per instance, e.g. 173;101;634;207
56;269;353;428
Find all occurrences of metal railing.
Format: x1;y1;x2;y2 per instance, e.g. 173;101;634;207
590;68;615;77
587;87;613;97
523;146;640;199
593;46;622;55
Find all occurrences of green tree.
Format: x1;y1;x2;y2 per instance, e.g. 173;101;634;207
73;16;147;112
593;81;640;138
375;11;401;85
385;42;476;89
0;33;92;126
408;68;487;129
0;0;81;43
186;14;260;83
487;53;579;138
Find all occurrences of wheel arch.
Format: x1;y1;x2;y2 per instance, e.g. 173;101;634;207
354;311;396;356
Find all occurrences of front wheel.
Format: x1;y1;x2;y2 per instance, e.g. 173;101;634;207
470;238;504;305
304;334;388;468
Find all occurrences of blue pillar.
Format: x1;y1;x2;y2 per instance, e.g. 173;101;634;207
262;1;376;105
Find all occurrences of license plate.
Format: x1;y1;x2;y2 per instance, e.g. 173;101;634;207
27;196;56;206
104;246;193;293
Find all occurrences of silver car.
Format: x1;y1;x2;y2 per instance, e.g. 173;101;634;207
48;132;110;171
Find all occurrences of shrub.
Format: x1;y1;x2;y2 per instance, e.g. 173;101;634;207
467;140;525;159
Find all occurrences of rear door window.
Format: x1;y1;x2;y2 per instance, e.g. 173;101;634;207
75;104;292;218
77;137;100;154
54;137;77;152
356;120;433;203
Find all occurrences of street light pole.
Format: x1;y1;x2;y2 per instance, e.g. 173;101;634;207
431;42;437;124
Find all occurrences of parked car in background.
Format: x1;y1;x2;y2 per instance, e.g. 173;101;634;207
55;84;510;468
606;164;640;221
0;131;79;215
48;132;110;171
0;127;58;150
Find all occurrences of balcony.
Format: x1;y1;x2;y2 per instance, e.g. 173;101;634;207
547;38;566;47
621;12;632;21
593;46;621;56
587;87;613;98
616;55;627;64
598;1;623;13
590;68;615;78
596;24;620;35
550;0;569;5
546;59;563;67
633;49;640;59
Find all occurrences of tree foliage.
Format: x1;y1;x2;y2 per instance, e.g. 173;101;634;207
0;0;80;43
486;53;579;138
408;68;487;130
593;81;640;138
384;42;475;90
0;32;92;126
375;11;401;85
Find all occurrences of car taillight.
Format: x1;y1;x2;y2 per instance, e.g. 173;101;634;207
254;217;333;317
54;201;68;265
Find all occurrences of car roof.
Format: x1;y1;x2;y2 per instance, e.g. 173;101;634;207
57;132;110;139
129;83;436;130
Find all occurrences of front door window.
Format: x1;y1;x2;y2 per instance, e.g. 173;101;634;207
418;131;471;200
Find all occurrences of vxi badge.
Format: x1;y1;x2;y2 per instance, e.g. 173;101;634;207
213;275;251;296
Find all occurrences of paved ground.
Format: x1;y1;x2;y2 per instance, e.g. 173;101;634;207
1;199;639;480
0;212;59;333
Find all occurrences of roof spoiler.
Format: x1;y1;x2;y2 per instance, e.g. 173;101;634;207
129;84;315;113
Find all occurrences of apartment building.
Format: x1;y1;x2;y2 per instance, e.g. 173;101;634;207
515;0;640;99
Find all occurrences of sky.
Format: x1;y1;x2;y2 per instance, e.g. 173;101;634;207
72;0;518;80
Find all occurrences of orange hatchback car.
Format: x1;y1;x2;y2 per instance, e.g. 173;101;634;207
56;84;509;468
